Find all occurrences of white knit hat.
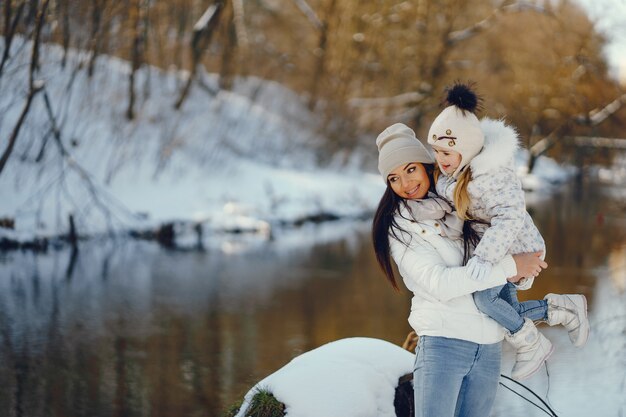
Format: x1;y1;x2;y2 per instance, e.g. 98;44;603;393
427;83;484;178
376;123;435;183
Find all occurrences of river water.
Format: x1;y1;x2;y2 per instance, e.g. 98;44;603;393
1;177;625;417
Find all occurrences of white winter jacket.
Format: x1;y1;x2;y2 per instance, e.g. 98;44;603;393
390;206;517;345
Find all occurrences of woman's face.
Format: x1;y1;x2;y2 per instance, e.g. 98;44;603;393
432;145;462;175
387;162;430;199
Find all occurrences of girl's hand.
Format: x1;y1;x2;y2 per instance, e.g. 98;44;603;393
509;251;548;283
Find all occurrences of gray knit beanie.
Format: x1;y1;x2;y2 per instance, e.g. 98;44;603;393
376;123;435;183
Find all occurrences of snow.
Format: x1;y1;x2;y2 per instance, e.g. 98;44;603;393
233;337;414;417
494;254;626;416
0;36;575;246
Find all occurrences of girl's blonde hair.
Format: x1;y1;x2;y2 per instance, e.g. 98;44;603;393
454;168;473;220
434;164;480;265
434;165;473;221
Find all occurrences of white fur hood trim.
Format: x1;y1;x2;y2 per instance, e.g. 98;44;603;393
469;118;520;177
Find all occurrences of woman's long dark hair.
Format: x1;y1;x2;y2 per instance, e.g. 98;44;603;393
372;163;435;291
462;221;481;265
372;163;481;290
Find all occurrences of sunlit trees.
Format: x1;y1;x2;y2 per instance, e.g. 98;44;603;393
0;0;623;164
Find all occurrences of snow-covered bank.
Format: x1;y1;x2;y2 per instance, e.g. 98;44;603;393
0;38;575;248
0;37;384;245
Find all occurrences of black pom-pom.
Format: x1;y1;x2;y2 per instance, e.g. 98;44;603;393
445;82;480;113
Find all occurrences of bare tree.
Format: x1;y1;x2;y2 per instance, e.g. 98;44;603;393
0;0;48;175
174;1;225;109
0;0;26;78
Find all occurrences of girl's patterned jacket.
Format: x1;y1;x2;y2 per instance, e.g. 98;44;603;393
436;118;546;288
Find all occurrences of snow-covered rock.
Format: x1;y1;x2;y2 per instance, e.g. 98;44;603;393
234;337;414;417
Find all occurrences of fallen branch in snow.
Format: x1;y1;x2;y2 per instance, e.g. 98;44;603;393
31;87;140;235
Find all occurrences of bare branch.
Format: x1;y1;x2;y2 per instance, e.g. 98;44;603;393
193;2;220;31
448;1;551;45
569;136;626;149
348;92;428;109
0;2;26;78
528;92;626;170
0;0;49;176
291;0;323;30
29;0;50;86
232;0;249;50
576;93;626;126
0;82;43;175
175;1;225;109
41;88;137;231
529;124;567;158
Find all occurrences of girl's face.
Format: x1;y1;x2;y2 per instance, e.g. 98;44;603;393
432;146;462;175
387;162;430;200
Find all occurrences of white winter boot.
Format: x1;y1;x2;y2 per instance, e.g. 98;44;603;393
505;318;554;380
544;293;589;347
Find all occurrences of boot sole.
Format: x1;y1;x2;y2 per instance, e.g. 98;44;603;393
512;343;555;381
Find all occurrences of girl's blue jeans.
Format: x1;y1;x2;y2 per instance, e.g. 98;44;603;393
413;336;501;417
473;282;548;333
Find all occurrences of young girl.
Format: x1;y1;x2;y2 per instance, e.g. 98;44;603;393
426;83;590;380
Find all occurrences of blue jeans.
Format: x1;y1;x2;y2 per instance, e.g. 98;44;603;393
473;282;548;333
413;336;501;417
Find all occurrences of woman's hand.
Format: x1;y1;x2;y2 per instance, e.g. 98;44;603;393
509;251;548;283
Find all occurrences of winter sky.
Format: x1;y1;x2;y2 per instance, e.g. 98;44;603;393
575;0;626;82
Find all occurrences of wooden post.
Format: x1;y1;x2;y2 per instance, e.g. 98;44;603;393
68;214;78;249
194;222;204;250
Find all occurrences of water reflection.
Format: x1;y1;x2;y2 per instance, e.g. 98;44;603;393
0;180;624;417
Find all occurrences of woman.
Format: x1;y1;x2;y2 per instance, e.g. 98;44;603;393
371;123;547;417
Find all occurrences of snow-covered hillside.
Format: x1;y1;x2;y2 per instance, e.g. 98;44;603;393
0;38;574;245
